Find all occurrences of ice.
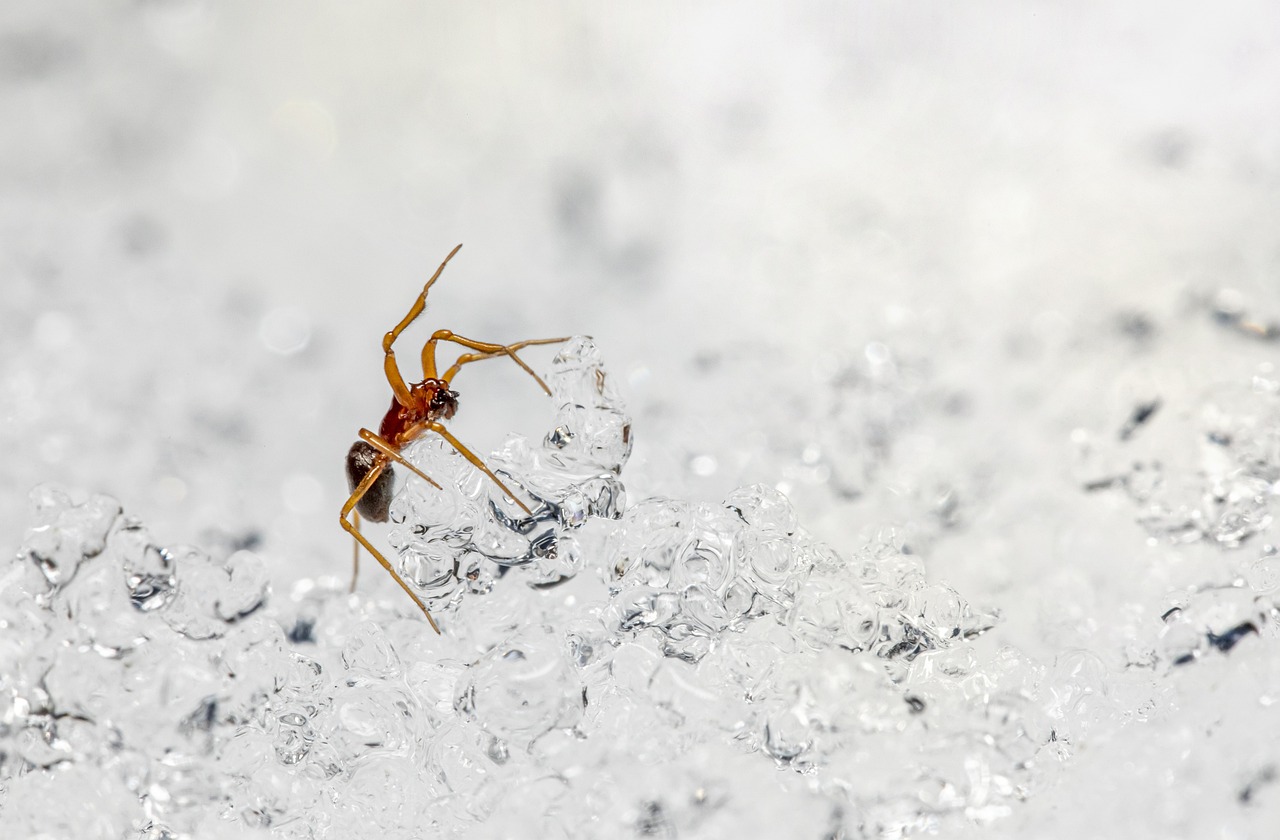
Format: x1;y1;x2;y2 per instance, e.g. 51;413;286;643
1;346;1012;839
5;341;1280;839
20;485;120;589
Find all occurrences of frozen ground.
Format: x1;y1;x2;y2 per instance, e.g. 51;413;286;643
3;2;1280;838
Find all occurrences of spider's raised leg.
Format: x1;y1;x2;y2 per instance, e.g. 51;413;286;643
382;244;464;404
340;458;441;634
441;336;573;385
422;330;557;395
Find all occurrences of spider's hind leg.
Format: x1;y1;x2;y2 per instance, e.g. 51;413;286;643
339;457;442;634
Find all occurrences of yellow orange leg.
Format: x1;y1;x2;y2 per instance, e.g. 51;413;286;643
441;336;573;385
395;420;535;517
350;509;361;592
347;431;441;599
357;428;442;490
422;330;554;395
382;244;464;405
340;459;441;634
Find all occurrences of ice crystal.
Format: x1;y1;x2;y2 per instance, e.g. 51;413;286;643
8;339;1259;839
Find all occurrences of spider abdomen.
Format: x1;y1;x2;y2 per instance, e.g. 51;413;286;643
346;440;395;522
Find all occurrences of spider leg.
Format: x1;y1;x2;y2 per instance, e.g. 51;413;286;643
382;244;464;405
350;508;361;592
348;430;441;605
441;336;573;384
340;458;441;633
402;420;535;517
422;330;559;395
357;428;442;490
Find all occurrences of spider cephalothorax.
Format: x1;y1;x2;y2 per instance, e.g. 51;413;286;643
378;380;460;445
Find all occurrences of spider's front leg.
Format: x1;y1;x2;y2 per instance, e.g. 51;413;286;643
382;244;463;404
422;330;558;395
401;420;536;518
440;336;573;385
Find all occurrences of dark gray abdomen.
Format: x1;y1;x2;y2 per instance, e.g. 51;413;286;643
346;440;395;522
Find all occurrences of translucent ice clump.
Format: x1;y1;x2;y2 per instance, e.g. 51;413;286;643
1;487;278;839
2;341;1116;839
1077;373;1280;550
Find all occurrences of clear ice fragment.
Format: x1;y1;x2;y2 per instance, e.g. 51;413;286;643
19;485;120;588
456;628;584;743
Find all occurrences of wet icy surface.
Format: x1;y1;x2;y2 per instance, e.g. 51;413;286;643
6;341;1280;838
6;345;1011;839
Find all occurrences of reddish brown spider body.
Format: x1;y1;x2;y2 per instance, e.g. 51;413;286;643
339;243;569;633
379;379;459;442
345;381;458;523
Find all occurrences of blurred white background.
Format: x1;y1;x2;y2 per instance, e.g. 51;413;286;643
5;1;1280;834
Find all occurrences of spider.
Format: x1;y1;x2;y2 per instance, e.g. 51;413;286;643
340;244;569;632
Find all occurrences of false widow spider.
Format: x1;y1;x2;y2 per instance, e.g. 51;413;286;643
340;244;569;632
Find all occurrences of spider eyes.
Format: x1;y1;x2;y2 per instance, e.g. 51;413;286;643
429;388;460;418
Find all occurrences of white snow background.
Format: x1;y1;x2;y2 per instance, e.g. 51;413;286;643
3;2;1280;838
